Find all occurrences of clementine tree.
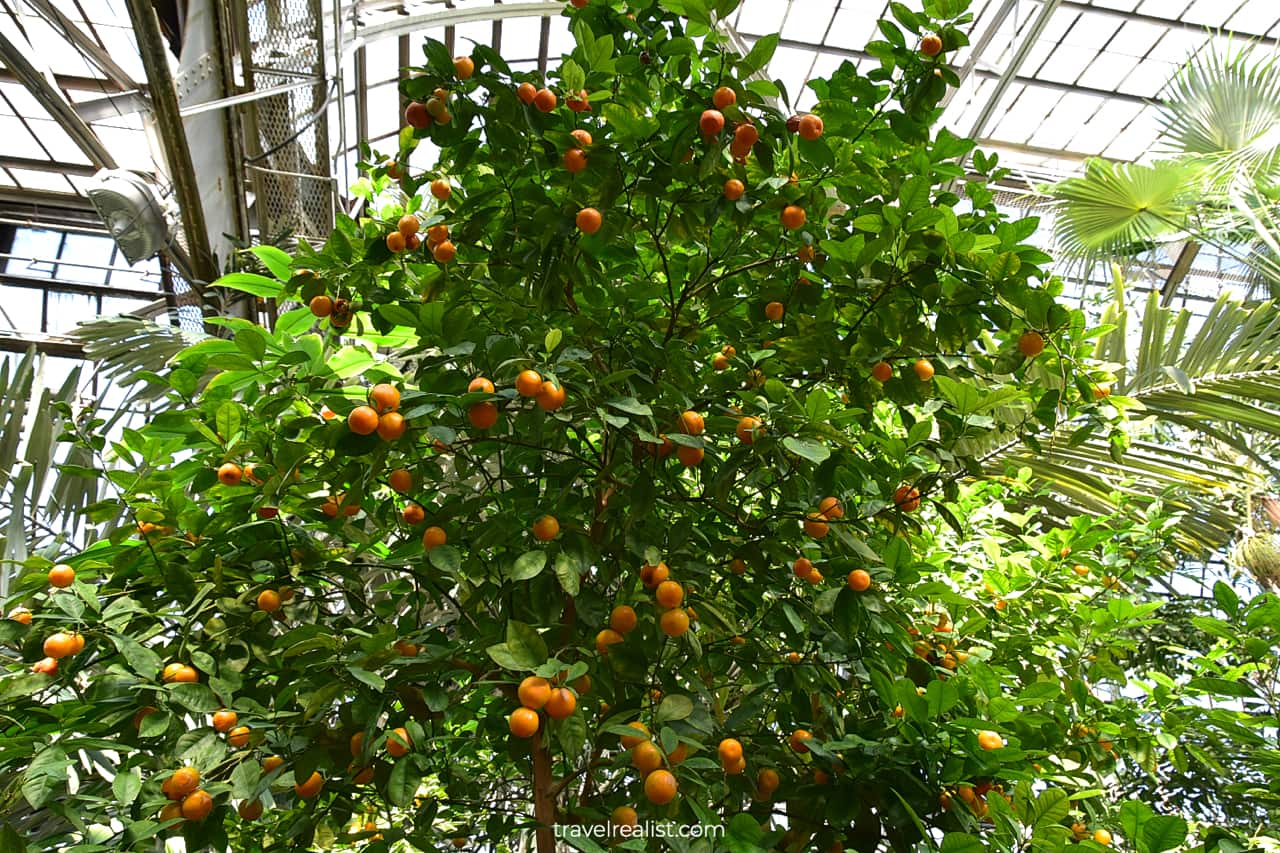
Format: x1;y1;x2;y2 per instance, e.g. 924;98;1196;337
2;1;1276;852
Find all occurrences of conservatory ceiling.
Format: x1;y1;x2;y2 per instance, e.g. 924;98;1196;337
0;0;1277;215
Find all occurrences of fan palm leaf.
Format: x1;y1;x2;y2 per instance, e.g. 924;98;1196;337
982;283;1280;555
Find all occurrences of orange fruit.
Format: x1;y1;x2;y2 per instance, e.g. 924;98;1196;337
211;710;238;732
397;215;420;238
227;726;251;748
1018;330;1045;358
570;129;593;147
404;101;431;128
789;730;813;753
536;381;566;412
893;485;921;512
393;639;419;656
676;445;703;467
545;687;577;720
678;410;704;435
712;86;736;109
509;707;540;737
699;109;725;136
453;56;474;79
309;294;333;317
532;515;560;541
977;730;1003;750
818;496;844;519
238;799;263;821
468;376;495;394
517;82;537;104
31;657;58;675
872;361;894;382
432;240;457;263
793;557;814;579
42;631;78;659
798;113;824;140
515;369;543;397
1072;563;1090;576
575;207;602;235
659;608;690;637
369;383;400;413
644;769;678;805
167;766;200;800
347;405;379;435
611;805;638;827
386;231;406;253
655;580;684;609
1093;829;1112;846
533;88;557;112
428;223;449;244
8;606;32;625
781;205;806;230
764;301;784;321
377;411;407;441
632;740;664;774
641;561;670;588
257;589;281;612
596;628;624;655
757;767;780;793
847;569;872;592
518;676;552;710
564;148;588;173
133;707;159;731
736;416;763;444
181;789;214;821
730;558;747;575
717;738;743;764
913;358;934;381
921;34;943;57
262;755;285;773
430;179;452;201
386;726;412;757
389;469;412;494
723;178;745;200
610;605;637;634
422;526;447;550
162;663;198;683
803;513;829;539
403;504;426;525
349;732;366;757
159;801;183;823
734;122;759;148
217;463;243;487
294;771;324;799
468;401;499;429
713;353;730;370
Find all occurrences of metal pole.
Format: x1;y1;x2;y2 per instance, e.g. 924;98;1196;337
123;0;220;285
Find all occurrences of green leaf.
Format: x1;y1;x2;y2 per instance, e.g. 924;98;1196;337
926;679;958;716
215;401;244;442
347;666;386;691
428;545;462;575
387;758;414;806
606;397;653;417
21;745;68;809
544;328;563;352
249;245;294;281
111;634;162;678
486;643;528;671
511;551;548;581
506;621;548;666
0;823;27;853
655;694;694;723
1029;788;1070;827
940;833;985;853
112;770;142;806
554;552;582;597
899;176;932;211
556;711;588;758
230;760;260;799
214;272;284;298
167;682;220;713
1143;816;1188;853
1212;580;1238;617
739;33;778;78
782;437;830;463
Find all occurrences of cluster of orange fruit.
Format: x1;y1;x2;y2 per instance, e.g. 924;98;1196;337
404;58;472;129
158;766;214;824
348;383;406;441
465;370;566;431
24;565;81;674
871;358;935;383
937;778;1010;821
509;675;579;739
386;207;456;264
618;723;680;805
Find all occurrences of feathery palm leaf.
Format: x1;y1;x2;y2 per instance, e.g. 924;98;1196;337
985;284;1280;555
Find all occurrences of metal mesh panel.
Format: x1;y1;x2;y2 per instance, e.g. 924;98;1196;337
243;0;334;243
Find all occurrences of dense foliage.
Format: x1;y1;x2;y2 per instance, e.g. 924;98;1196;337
2;1;1277;851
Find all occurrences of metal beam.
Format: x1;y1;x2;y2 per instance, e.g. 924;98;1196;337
71;90;148;122
1058;0;1280;49
0;156;98;177
123;0;218;285
344;1;562;47
0;31;118;169
1160;240;1201;307
0;331;82;358
965;0;1066;143
22;0;141;90
939;0;1018;111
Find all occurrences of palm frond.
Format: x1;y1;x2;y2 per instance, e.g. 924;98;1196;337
984;288;1280;555
76;315;208;402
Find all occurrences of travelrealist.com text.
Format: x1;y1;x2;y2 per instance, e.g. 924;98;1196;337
553;821;726;840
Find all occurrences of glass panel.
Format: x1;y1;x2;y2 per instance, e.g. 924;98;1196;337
45;291;97;334
0;284;44;330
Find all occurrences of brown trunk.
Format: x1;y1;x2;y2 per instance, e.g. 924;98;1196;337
532;732;556;853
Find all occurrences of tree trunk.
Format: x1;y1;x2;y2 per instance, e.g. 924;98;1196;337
532;732;556;853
